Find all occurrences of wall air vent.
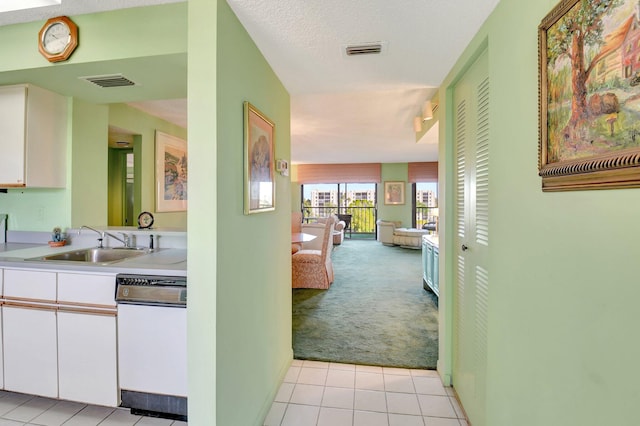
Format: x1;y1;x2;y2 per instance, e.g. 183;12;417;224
80;74;137;88
344;42;387;56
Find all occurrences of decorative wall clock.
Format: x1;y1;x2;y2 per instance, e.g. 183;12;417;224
38;16;78;63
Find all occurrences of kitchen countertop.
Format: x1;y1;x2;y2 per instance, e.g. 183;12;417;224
0;242;45;252
422;234;439;248
0;243;186;276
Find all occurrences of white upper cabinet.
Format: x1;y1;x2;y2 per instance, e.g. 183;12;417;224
0;84;67;188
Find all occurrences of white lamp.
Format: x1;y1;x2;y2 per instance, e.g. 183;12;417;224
422;100;433;121
413;116;422;132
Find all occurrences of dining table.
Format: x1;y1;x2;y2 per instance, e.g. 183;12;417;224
291;232;317;244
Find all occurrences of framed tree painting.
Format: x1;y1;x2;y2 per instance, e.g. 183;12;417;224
155;131;187;212
244;102;275;214
539;0;640;191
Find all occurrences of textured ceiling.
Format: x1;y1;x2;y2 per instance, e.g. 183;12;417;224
0;0;500;164
227;0;500;164
0;0;183;26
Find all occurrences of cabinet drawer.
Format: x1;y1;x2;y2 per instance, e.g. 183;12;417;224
58;273;116;307
3;269;56;301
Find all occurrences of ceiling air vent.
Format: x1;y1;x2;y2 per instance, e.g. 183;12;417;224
80;74;137;88
345;42;386;56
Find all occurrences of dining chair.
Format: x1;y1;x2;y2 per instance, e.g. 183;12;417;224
291;216;334;289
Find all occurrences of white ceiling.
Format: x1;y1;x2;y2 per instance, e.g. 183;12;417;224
0;0;500;164
0;0;183;26
226;0;500;164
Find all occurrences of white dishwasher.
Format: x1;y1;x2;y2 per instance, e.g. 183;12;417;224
115;274;187;421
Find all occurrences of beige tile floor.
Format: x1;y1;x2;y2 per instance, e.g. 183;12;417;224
0;391;187;426
265;360;468;426
0;361;465;426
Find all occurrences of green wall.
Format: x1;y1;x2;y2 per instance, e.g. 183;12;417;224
71;99;109;228
291;163;416;227
439;1;640;425
0;4;188;232
108;148;126;226
187;0;217;423
215;1;292;424
0;188;69;231
0;99;188;232
109;104;188;228
378;163;413;225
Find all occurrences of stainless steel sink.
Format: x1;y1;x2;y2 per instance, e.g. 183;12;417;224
27;247;151;264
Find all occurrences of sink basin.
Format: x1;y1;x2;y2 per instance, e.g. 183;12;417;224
28;247;151;264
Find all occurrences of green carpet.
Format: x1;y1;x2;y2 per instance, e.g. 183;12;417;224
292;239;439;369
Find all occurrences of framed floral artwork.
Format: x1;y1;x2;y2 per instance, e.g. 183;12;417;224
244;102;275;214
384;181;405;205
155;131;187;212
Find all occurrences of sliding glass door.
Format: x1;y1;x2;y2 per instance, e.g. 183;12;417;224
301;183;377;238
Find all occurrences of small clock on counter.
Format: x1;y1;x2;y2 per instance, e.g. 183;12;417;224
137;211;154;229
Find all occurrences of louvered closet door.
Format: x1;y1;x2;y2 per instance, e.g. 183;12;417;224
452;49;489;426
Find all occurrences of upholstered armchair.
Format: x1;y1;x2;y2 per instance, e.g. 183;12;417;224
316;214;346;245
292;216;335;289
332;220;346;245
300;219;334;251
291;211;303;254
377;220;401;246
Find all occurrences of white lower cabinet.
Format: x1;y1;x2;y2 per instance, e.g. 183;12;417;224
0;268;3;390
1;269;118;405
3;305;58;398
58;311;118;406
422;236;440;297
0;312;3;390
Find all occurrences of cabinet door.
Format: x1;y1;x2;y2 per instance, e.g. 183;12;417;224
58;311;118;406
0;269;3;389
0;311;3;390
24;84;67;188
425;244;434;286
0;85;26;186
422;239;429;283
433;248;440;296
3;305;58;398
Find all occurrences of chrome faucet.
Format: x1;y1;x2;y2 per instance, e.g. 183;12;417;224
79;225;105;248
118;232;132;248
103;231;127;247
79;226;130;248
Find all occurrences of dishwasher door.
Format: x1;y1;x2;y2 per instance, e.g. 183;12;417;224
117;303;187;396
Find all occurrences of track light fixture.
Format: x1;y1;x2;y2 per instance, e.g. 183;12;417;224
422;100;433;121
413;116;422;132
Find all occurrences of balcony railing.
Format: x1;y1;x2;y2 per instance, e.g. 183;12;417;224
302;206;377;238
301;205;438;237
416;206;438;230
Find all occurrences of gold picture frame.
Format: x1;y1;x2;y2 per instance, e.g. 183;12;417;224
155;131;187;212
384;181;405;205
539;0;640;191
244;102;275;214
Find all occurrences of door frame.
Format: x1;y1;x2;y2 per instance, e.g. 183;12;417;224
438;39;489;387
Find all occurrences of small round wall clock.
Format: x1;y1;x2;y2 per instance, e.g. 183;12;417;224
137;212;155;229
38;16;79;63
